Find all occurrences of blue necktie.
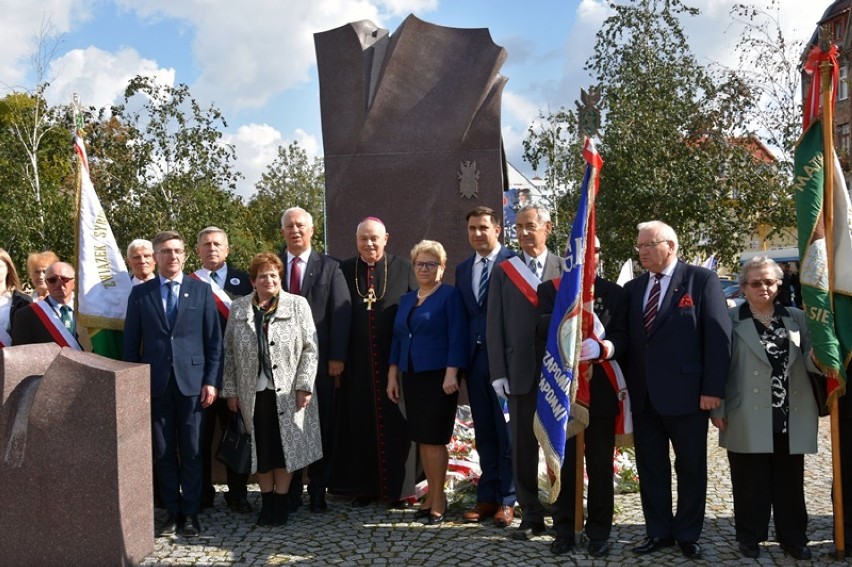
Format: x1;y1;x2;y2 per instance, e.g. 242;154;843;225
529;258;539;280
477;257;490;306
166;281;178;328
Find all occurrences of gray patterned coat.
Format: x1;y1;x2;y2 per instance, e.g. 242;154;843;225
221;293;322;473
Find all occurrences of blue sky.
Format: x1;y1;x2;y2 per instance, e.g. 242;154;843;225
3;0;826;197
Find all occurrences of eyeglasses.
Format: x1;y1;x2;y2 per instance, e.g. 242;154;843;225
46;276;74;285
414;261;439;271
157;248;185;256
634;241;666;252
746;279;777;288
514;223;541;233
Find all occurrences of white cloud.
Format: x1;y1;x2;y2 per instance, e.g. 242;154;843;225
43;47;176;109
503;90;539;125
0;0;90;91
112;0;439;112
228;123;322;199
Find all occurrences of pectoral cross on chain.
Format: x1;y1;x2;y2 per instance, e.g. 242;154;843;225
363;287;377;311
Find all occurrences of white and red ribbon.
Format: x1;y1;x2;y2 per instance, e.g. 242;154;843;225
30;301;83;350
190;271;232;319
499;256;540;307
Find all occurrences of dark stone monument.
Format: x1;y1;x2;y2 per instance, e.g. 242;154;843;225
0;345;153;566
315;15;508;280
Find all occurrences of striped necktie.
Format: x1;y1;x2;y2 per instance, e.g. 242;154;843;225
477;257;490;305
643;273;662;333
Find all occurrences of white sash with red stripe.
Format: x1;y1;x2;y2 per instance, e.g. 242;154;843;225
31;301;83;350
499;256;540;307
589;312;633;444
190;271;232;319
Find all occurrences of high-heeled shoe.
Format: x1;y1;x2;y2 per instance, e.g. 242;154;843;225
413;507;431;519
425;512;444;525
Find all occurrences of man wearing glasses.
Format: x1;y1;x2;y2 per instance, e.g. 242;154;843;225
487;204;565;541
623;220;731;559
12;261;83;349
124;231;222;538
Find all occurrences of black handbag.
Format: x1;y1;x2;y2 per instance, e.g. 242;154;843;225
809;372;829;417
216;411;252;474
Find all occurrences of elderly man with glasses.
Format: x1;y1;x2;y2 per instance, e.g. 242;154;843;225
623;220;732;560
12;261;83;349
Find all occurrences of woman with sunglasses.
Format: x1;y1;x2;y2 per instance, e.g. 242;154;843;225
710;256;823;560
387;240;467;525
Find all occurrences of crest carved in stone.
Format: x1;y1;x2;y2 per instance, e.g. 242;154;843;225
458;160;480;199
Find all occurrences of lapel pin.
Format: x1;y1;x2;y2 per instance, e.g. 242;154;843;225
230;277;240;286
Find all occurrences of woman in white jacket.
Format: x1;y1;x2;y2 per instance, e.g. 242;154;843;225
222;252;321;527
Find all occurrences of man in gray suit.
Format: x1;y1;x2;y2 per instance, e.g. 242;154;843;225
487;204;565;540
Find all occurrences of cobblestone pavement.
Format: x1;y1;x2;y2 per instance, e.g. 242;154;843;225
142;417;846;565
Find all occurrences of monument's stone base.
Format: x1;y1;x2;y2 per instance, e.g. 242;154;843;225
0;345;153;566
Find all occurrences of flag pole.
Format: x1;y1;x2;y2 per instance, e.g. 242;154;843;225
574;429;584;544
72;93;84;317
819;41;845;558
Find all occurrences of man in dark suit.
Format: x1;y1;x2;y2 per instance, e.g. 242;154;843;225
194;227;254;513
12;261;83;349
456;206;517;527
537;239;628;558
624;220;731;559
124;230;222;537
487;204;565;540
280;207;351;512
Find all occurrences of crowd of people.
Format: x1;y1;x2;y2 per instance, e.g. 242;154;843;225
1;203;848;561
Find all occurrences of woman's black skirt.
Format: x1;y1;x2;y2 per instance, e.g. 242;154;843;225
253;388;286;473
402;369;459;445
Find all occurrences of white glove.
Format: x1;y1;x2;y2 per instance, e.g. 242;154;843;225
579;338;601;361
492;378;511;400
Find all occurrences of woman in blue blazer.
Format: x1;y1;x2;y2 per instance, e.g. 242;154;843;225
388;240;468;525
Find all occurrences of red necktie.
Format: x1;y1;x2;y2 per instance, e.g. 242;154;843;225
643;273;662;333
290;257;301;295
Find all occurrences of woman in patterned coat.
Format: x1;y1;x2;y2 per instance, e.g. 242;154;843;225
222;252;321;526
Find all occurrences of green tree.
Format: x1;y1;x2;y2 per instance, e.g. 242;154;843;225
0;90;75;273
247;141;326;255
582;0;789;272
94;76;250;269
522;108;586;251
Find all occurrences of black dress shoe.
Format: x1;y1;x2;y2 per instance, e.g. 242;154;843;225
780;543;811;560
159;514;180;536
387;499;410;510
588;540;610;558
738;542;760;558
633;536;675;554
181;515;201;537
351;495;375;507
512;520;546;540
309;493;328;513
678;540;701;559
550;536;574;555
226;495;253;513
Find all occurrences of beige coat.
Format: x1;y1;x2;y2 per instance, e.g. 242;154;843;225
713;305;820;454
221;293;322;473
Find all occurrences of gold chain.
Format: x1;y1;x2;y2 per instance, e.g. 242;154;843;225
355;255;388;303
